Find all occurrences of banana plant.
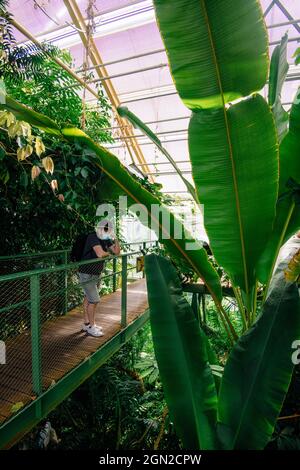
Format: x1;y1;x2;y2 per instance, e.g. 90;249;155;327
145;253;300;449
257;86;300;294
153;0;300;316
154;0;279;317
141;0;300;450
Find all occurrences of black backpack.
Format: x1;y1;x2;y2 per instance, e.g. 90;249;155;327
70;233;92;262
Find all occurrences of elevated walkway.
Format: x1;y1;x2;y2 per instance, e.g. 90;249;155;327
0;244;153;448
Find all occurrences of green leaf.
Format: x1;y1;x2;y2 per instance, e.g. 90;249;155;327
268;34;289;142
268;34;289;107
188;94;278;295
257;87;300;284
0;94;222;303
218;258;300;449
293;47;300;65
153;0;268;110
20;170;28;188
279;87;300;194
117;106;198;203
145;254;218;449
10;402;24;414
0;165;9;184
0;146;6;160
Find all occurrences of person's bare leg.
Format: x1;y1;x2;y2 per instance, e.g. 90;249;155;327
83;296;89;324
87;302;98;326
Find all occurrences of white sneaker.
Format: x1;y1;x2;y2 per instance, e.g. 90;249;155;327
82;323;103;332
87;325;104;337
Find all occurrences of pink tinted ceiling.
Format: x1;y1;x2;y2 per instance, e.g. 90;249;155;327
7;0;300;196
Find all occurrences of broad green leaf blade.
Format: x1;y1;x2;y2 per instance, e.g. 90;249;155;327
153;0;268;110
0;93;222;302
279;87;300;194
268;34;289;107
218;258;300;450
257;87;300;284
188;94;278;294
117;106;198;203
145;254;218;449
294;47;300;65
268;34;289;142
256;197;298;284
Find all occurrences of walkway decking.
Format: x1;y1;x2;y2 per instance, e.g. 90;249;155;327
0;279;148;427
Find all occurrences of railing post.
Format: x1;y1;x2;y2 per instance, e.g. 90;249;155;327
201;294;206;325
63;251;68;315
30;273;42;397
142;242;146;278
121;255;127;329
113;257;117;292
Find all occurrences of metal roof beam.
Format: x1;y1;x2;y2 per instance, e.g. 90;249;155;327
264;1;276;17
75;48;166;74
273;0;300;34
63;0;153;179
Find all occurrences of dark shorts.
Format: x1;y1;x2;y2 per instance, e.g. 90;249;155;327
78;273;101;304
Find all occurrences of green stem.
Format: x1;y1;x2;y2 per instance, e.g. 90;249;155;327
250;281;258;326
219;303;238;343
232;285;247;331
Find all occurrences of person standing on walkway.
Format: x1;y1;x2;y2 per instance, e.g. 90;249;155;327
78;220;120;337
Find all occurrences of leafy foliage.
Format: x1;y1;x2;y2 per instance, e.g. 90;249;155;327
0;0;59;82
145;253;300;449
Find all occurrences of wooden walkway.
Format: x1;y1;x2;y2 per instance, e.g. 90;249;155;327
0;279;148;425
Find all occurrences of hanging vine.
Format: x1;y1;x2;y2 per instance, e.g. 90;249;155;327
81;0;97;130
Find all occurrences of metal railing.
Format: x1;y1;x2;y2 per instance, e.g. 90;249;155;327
0;240;157;275
0;240;158;406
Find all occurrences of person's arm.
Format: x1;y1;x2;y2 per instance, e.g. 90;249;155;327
92;244;110;258
109;238;120;255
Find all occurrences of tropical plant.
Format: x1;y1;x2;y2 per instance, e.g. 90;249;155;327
4;48;113;143
140;0;300;450
152;0;300;318
145;253;300;449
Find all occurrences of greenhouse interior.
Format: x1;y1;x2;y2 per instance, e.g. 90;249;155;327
0;0;300;458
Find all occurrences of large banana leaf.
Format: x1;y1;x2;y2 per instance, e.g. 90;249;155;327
189;94;278;295
0;92;222;302
218;256;300;450
153;0;268;110
268;34;289;142
279;87;300;193
145;254;218;449
257;87;300;284
117;106;198;203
